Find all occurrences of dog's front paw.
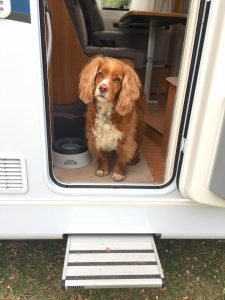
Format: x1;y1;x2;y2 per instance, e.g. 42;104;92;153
96;169;109;177
112;173;126;182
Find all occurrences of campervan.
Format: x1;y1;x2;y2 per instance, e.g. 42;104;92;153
1;0;225;289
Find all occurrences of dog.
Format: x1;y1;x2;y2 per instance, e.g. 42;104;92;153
79;56;145;182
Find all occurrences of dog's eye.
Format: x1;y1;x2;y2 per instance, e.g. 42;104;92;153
97;72;104;78
114;77;122;83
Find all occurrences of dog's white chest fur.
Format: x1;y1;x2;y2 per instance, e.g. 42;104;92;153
93;102;122;151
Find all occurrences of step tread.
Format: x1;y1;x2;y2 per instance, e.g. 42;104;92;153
62;235;165;289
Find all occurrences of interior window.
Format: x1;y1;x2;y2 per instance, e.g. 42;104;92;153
102;0;131;9
44;0;190;187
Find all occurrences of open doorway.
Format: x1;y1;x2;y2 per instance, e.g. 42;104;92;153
43;0;190;187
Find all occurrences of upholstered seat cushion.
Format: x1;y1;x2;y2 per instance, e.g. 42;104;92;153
85;46;145;69
93;30;148;50
65;0;146;68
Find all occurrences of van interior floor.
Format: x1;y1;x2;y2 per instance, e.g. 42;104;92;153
53;136;165;185
141;136;165;184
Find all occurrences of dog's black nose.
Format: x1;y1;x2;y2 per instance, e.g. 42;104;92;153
99;84;109;94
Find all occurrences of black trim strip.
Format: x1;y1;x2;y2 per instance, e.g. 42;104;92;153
67;286;84;289
39;0;54;184
66;274;161;280
69;250;154;254
7;12;31;23
183;0;211;139
68;261;157;266
176;151;184;188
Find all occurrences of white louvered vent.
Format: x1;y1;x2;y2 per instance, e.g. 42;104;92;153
0;156;27;194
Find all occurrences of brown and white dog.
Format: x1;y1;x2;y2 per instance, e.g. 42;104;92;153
79;56;144;182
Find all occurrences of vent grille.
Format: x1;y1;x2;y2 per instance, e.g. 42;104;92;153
0;156;27;193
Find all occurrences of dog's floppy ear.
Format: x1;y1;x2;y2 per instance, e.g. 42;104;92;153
115;65;142;116
79;56;104;103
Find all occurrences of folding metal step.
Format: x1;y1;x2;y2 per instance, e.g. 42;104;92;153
62;235;165;289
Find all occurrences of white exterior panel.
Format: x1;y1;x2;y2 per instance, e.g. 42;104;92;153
0;1;225;238
0;205;225;239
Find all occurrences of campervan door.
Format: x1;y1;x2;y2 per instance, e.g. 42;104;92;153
0;0;225;240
